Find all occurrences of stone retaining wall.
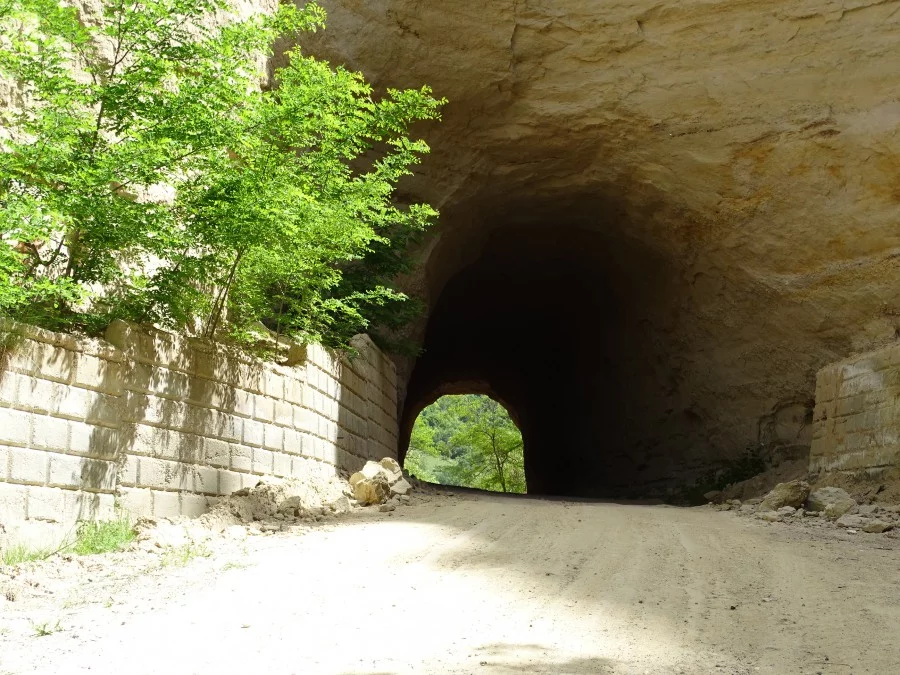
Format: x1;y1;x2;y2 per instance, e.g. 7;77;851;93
0;321;398;548
810;343;900;474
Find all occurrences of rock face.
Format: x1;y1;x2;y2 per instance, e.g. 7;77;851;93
296;2;900;496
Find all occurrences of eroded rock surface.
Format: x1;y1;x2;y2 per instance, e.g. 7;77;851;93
298;1;900;495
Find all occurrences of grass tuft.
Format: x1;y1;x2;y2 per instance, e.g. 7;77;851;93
160;542;211;568
1;545;51;568
32;620;61;637
71;518;135;556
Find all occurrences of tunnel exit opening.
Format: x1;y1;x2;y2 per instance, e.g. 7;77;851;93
404;393;526;494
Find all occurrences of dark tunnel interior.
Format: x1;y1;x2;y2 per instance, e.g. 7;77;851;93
399;220;693;498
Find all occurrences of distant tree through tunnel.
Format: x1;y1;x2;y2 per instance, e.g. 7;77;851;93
404;394;526;494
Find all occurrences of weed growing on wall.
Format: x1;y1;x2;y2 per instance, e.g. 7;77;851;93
0;0;443;349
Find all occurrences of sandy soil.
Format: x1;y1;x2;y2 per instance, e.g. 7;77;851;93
1;490;899;675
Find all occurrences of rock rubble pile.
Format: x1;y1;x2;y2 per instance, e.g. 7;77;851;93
133;457;420;549
709;480;900;535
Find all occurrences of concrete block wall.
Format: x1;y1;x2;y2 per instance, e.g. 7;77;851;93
0;320;398;547
810;342;900;474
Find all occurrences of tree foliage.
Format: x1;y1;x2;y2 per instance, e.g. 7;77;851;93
0;0;443;349
405;395;526;494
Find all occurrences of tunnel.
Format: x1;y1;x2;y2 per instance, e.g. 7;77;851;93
398;194;702;498
302;0;900;498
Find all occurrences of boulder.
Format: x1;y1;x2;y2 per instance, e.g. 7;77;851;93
379;457;402;476
391;479;412;496
862;520;893;534
352;476;390;506
755;511;782;523
824;499;857;521
807;487;856;513
835;514;868;530
704;490;724;504
758;480;810;512
329;495;352;514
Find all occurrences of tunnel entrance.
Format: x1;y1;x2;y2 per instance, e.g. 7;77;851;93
400;217;700;499
404;394;526;494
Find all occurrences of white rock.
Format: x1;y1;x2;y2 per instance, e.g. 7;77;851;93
379;457;402;475
352;476;390;506
329;495;352;514
391;479;412;496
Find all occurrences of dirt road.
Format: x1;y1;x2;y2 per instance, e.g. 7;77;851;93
2;491;899;674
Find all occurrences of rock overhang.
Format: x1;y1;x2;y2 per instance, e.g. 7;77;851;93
296;0;900;496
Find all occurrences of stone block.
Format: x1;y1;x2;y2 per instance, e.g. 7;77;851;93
0;370;23;408
4;339;40;375
151;490;181;518
204;438;230;468
0;482;27;521
156;430;203;464
0;407;31;447
230;388;255;418
118;488;153;518
55;386;92;420
36;346;76;384
283;428;304;456
30;414;70;452
217;469;243;496
262;371;285;400
294;406;314;434
230;443;252;472
126;423;170;458
150;367;190;400
15;375;61;414
142;396;187;431
139;457;191;491
321;444;338;466
263;424;283;452
120;454;139;486
284;378;304;406
68;423;117;459
252;448;274;475
272;451;291;477
26;485;67;522
10;447;47;484
180;493;208;518
274;400;293;427
47;452;85;489
242;418;265;447
194;465;218;495
213;412;243;444
254;394;275;423
83;392;121;427
291;455;313;479
75;354;121;394
122;391;152;424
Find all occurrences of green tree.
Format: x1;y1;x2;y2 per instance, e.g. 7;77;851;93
404;395;526;494
404;414;440;482
0;0;443;348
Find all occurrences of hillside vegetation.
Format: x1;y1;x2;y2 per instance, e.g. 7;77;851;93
405;395;526;494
